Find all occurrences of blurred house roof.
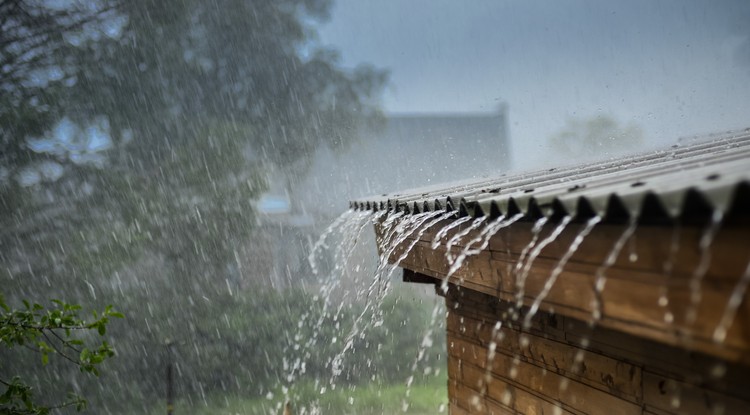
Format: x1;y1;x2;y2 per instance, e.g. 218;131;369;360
360;111;511;187
351;128;750;225
298;109;511;214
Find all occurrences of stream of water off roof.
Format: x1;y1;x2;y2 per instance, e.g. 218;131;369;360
294;204;747;413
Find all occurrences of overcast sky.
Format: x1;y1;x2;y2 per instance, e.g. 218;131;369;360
317;0;750;167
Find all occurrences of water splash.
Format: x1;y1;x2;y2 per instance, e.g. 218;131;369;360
372;210;450;302
523;215;600;329
712;259;750;343
371;210;447;296
331;210;448;381
282;210;375;398
591;216;638;324
307;209;357;275
282;208;410;410
279;209;382;412
402;301;443;412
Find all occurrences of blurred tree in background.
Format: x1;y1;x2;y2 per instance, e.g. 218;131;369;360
549;115;643;160
0;0;434;413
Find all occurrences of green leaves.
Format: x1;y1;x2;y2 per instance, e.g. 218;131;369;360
0;376;88;414
78;342;115;376
1;296;123;413
36;342;54;366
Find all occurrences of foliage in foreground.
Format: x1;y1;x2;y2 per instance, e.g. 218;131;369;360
0;295;122;414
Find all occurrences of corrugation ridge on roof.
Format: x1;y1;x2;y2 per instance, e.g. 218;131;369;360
379;129;750;204
462;150;750;216
351;130;750;223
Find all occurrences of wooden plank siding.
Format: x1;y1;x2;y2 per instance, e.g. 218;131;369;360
441;285;750;414
380;218;750;364
361;135;750;414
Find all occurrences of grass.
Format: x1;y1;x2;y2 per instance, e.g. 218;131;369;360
143;375;448;415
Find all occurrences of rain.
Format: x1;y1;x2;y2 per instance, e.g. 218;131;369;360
1;1;750;414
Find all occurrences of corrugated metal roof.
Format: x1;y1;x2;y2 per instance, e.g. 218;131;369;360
350;129;750;224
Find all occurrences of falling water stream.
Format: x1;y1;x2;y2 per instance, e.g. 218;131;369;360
591;216;638;324
280;210;377;409
444;217;488;263
328;209;451;395
685;210;724;326
658;224;682;325
713;259;750;343
444;214;525;282
431;215;474;249
514;216;569;315
402;301;444;413
439;215;528;295
293;201;743;414
511;217;549;313
522;215;601;329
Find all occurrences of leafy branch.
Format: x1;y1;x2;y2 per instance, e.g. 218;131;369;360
0;294;124;414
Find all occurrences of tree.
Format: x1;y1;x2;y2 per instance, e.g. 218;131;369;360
0;0;120;190
0;295;122;414
1;0;388;411
549;115;643;160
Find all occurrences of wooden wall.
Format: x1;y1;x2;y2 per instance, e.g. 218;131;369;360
388;220;750;364
442;284;750;415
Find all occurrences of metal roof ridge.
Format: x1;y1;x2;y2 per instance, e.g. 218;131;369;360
350;129;750;224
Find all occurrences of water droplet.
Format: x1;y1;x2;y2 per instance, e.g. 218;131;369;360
671;396;681;408
558;378;569;391
712;403;727;415
713;327;727;343
469;395;482;409
501;389;513;405
519;336;529;348
710;363;727;379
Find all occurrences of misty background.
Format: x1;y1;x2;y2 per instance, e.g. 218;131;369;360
1;0;749;414
317;0;750;173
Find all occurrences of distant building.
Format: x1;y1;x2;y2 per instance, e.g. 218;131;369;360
250;108;511;287
297;106;511;215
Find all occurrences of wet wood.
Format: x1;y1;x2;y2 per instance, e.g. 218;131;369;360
450;330;640;415
382;217;750;364
378;213;750;414
443;284;750;415
448;312;644;403
448;402;473;415
642;371;750;415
